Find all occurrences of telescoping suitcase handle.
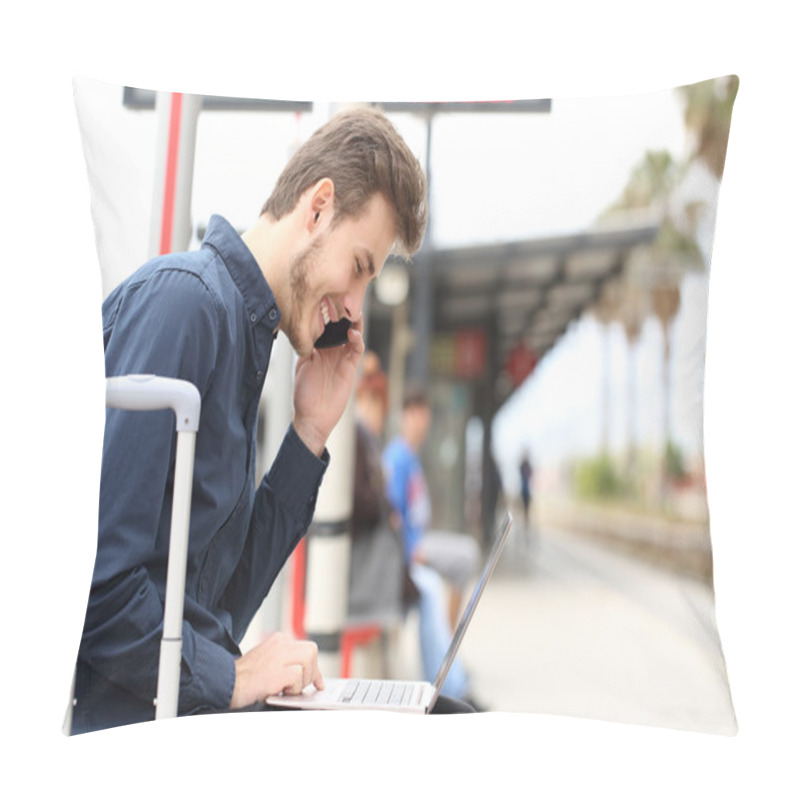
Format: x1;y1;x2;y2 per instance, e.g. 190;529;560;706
106;373;201;431
106;374;201;720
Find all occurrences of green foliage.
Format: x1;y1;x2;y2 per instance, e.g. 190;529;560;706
655;217;705;271
574;454;624;499
665;439;687;480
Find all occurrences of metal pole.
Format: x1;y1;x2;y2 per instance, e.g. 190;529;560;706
303;397;356;677
481;317;499;547
149;91;202;257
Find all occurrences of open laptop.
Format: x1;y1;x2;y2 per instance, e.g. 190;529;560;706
266;511;512;713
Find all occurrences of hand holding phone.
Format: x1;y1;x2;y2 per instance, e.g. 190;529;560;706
295;317;364;456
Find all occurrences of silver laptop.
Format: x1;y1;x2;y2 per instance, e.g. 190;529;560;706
266;511;512;713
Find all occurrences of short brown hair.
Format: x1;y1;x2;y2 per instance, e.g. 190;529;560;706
262;106;428;256
402;381;429;410
356;351;388;414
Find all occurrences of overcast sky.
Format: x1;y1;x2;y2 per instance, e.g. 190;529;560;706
75;77;688;277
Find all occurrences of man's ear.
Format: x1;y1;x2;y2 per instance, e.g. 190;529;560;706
307;178;335;231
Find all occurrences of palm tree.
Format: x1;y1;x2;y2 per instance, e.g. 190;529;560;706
592;281;622;458
619;282;646;482
598;148;688;493
650;280;681;498
592;76;739;503
678;76;739;181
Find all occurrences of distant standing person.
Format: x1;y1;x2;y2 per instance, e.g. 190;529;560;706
519;453;534;529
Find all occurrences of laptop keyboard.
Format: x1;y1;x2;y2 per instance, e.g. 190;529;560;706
341;679;424;708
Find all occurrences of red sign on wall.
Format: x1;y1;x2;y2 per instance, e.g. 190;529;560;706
505;342;538;387
454;329;487;379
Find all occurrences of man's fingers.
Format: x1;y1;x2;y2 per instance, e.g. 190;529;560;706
347;325;365;357
312;665;326;691
282;640;322;694
273;663;302;696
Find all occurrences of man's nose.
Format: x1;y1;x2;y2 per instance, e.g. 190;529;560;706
342;283;367;321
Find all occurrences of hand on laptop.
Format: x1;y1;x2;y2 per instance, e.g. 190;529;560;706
229;631;325;709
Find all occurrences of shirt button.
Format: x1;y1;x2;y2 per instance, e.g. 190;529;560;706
268;309;277;321
250;313;257;323
256;371;264;381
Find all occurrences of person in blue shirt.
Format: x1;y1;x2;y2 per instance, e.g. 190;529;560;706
73;107;429;733
383;384;482;707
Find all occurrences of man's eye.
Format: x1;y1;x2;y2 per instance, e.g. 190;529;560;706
356;260;364;276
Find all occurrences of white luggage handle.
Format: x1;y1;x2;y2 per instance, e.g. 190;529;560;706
106;374;201;720
106;374;201;432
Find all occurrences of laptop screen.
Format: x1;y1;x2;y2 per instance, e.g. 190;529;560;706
430;511;513;706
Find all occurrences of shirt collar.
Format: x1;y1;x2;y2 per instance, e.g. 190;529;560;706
202;214;281;331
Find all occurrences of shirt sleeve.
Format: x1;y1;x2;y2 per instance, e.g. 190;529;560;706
81;266;236;714
219;423;329;641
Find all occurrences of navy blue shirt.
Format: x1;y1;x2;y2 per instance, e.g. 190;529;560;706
74;215;328;733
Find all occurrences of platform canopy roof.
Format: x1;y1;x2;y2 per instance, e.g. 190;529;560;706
375;219;659;403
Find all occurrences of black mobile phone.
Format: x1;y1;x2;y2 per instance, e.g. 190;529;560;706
314;318;352;349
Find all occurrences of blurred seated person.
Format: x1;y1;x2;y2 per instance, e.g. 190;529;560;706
347;352;415;624
383;383;482;706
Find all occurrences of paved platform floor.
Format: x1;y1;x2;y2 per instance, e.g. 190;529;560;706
357;520;737;735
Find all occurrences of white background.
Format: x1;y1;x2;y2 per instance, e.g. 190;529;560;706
2;1;798;796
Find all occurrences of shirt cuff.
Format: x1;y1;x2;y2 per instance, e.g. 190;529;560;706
182;632;237;714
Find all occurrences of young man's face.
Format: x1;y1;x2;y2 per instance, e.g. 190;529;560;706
403;403;431;449
283;192;397;357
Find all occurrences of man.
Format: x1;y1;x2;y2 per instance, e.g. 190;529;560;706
519;452;534;531
382;385;482;707
73;107;427;734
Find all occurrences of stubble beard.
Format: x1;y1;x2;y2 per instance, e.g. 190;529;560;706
284;235;323;357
